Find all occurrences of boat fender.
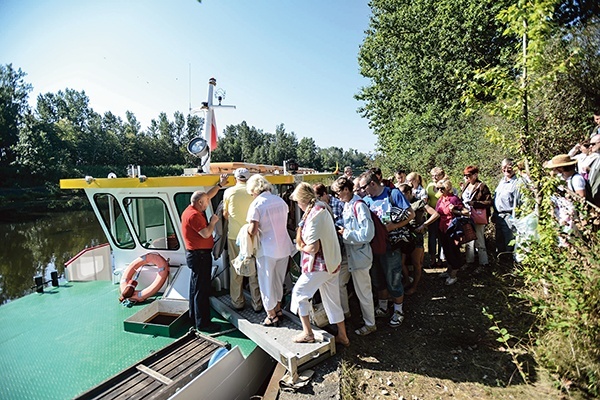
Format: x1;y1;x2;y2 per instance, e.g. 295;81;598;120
208;347;229;367
119;253;170;302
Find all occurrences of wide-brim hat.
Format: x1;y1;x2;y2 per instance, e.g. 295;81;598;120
544;154;577;169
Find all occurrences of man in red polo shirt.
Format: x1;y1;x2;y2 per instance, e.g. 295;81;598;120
182;174;228;332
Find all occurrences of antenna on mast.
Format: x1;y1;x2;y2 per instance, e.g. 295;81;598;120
188;63;192;113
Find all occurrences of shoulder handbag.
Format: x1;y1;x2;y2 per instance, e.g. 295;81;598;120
468;183;488;225
471;208;488;225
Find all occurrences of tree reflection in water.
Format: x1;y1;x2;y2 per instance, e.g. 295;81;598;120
0;210;107;304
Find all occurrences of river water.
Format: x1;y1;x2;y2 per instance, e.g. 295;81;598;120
0;209;107;305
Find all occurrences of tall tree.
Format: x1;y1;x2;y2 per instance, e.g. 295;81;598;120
13;115;70;181
357;0;515;176
120;111;143;165
342;148;369;174
268;124;298;166
211;124;242;163
319;146;344;172
100;111;126;166
152;112;179;165
239;122;265;162
34;89;99;166
466;4;600;163
297;137;321;170
0;64;32;167
35;89;93;129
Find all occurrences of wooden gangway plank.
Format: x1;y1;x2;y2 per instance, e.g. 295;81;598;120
210;293;336;382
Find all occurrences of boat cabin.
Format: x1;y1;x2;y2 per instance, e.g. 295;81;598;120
60;162;328;290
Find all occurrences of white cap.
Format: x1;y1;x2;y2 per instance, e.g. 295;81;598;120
234;168;250;181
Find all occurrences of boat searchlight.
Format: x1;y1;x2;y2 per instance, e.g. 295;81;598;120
186;137;210;167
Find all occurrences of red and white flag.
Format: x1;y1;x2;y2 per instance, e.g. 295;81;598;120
209;109;218;151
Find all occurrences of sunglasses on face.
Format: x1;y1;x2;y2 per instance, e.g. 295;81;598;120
436;187;445;191
463;174;472;178
357;182;370;191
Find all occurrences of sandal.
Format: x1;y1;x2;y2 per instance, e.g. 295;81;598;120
335;336;350;347
262;315;280;327
293;333;315;343
276;309;284;320
354;324;377;336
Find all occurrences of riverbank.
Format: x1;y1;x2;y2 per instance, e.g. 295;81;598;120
282;253;580;399
0;186;89;222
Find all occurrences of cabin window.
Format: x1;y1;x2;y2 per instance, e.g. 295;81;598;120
174;193;192;219
93;193;135;249
122;197;180;250
174;190;224;220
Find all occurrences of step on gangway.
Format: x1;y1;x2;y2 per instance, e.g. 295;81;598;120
210;293;336;382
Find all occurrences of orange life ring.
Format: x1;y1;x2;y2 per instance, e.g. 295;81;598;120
120;253;170;302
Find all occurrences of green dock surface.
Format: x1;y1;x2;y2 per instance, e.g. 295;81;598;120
0;281;254;400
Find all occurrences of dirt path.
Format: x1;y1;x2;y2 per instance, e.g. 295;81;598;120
281;256;570;399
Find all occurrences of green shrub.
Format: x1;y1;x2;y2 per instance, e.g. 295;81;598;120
516;178;600;396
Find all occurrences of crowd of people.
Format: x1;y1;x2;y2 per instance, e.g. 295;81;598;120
181;127;600;344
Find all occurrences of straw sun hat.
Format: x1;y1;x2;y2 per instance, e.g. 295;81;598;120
544;154;577;169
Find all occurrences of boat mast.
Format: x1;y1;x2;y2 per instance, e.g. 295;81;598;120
191;77;235;173
201;78;216;173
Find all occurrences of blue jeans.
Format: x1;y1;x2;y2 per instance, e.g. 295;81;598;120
371;249;404;298
495;213;514;253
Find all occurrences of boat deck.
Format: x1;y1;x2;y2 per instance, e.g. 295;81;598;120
0;281;254;400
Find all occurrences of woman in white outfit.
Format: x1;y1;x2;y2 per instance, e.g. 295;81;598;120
290;183;350;346
331;176;377;336
246;174;295;327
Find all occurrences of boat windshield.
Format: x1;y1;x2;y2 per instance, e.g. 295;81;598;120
94;193;135;249
122;197;180;250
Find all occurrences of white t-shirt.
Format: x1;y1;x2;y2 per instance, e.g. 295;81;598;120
567;173;586;192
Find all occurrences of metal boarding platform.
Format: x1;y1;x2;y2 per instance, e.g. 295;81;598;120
210;293;336;382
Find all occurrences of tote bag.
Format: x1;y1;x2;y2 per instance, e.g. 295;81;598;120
455;218;477;245
232;253;256;277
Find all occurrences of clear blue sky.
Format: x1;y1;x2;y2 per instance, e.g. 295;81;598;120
0;0;377;154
